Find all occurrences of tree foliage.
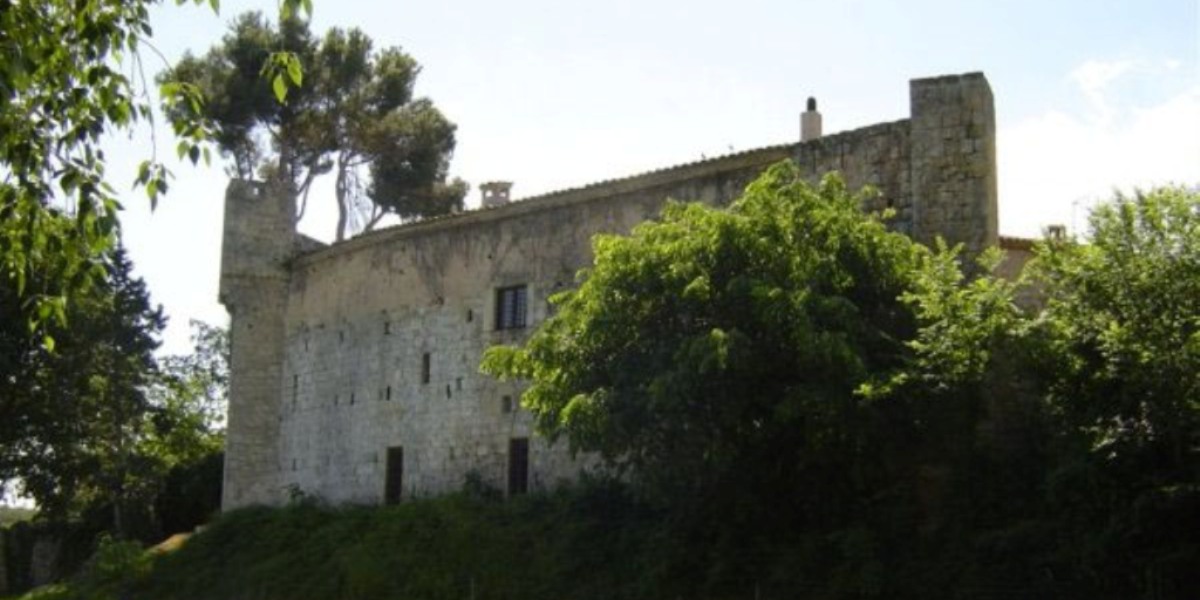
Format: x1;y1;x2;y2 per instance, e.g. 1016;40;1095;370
145;320;228;537
166;12;467;241
0;235;164;529
149;320;229;455
1032;186;1198;470
0;0;313;340
484;163;927;505
484;165;1198;596
0;228;226;538
1023;186;1200;595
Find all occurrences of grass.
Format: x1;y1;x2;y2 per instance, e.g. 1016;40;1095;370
21;481;670;600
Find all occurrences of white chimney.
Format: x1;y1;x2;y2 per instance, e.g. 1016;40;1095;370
801;97;822;142
480;181;513;208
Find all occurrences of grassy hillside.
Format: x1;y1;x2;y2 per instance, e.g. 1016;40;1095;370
17;479;1195;599
144;489;657;600
21;482;688;600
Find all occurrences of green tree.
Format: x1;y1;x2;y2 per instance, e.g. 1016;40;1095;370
1032;186;1198;477
886;185;1200;596
167;12;467;241
1;233;228;538
479;162;1064;595
150;320;229;446
146;320;228;536
1027;186;1200;596
0;0;313;341
0;234;164;534
483;163;927;512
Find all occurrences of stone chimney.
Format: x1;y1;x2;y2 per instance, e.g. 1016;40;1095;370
480;181;513;208
801;97;822;141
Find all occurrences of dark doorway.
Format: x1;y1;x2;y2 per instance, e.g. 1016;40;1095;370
508;438;529;496
384;446;404;505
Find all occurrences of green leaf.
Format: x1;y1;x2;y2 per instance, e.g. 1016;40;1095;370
272;74;287;103
286;55;303;86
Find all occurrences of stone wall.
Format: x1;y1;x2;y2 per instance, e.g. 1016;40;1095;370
219;72;1000;509
276;151;791;504
793;120;913;228
0;525;68;596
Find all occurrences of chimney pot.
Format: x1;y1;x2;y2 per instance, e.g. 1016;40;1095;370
479;181;513;208
801;97;822;142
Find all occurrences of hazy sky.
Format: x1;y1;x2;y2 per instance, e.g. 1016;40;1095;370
108;0;1199;353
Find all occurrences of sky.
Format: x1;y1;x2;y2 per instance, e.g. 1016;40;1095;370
108;0;1199;354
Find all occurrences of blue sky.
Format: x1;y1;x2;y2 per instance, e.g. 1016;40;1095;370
109;0;1199;354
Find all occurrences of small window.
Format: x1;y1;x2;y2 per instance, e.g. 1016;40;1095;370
421;353;431;384
501;395;513;413
495;285;528;330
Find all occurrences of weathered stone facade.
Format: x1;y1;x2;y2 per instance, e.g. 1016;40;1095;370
220;72;1002;509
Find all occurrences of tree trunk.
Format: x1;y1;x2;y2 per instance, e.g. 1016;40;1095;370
334;153;350;241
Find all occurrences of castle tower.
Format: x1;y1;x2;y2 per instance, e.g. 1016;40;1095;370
219;179;295;509
908;72;999;255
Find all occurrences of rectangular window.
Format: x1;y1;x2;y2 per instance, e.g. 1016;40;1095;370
495;285;528;330
384;446;404;505
421;352;431;384
508;437;529;496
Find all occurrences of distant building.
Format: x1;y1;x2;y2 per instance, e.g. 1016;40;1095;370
220;72;1024;509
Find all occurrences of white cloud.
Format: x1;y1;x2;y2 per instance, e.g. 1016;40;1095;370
999;61;1200;238
1069;58;1139;126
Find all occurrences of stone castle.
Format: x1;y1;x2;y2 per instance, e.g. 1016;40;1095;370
219;72;1020;509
